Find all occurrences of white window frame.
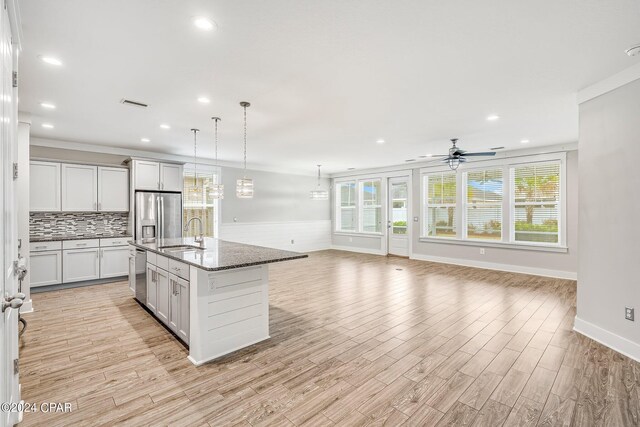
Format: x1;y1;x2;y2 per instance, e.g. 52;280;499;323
463;167;504;242
183;163;221;238
419;152;567;252
359;179;383;234
334;177;384;236
422;172;458;239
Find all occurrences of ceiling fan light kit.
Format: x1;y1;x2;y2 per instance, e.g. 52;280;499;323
437;138;496;171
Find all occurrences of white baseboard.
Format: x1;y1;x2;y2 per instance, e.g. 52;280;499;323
219;220;331;253
331;245;386;256
410;253;577;280
574;316;640;363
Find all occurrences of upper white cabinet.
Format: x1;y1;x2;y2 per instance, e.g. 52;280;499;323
30;161;61;211
133;159;183;192
98;167;129;211
134;160;161;190
61;164;98;211
160;163;183;192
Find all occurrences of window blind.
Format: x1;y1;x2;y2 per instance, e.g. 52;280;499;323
512;162;560;244
466;169;503;240
425;172;457;238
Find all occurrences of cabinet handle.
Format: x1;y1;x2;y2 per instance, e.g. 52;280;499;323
35;246;47;249
157;182;160;190
94;202;97;210
98;202;102;211
77;243;87;247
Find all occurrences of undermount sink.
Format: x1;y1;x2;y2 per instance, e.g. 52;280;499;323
159;245;205;251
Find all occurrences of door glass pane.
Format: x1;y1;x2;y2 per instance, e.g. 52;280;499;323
391;182;408;235
361;180;381;233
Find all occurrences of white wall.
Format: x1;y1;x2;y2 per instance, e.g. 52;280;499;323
331;147;579;279
575;76;640;361
17;120;32;312
29;142;332;253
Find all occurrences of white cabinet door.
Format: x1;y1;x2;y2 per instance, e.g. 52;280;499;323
156;268;170;325
61;164;98;211
98;167;129;212
146;263;157;313
134;160;160;191
100;246;129;278
30;161;61;211
168;274;179;334
177;276;189;344
29;251;62;287
160;163;183;192
63;248;100;283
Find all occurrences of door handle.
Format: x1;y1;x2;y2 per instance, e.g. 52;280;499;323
2;294;25;312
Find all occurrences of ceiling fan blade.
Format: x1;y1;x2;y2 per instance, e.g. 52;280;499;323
459;152;497;157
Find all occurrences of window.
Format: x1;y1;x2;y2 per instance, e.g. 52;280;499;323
466;169;503;240
336;181;356;232
360;180;382;233
512;162;560;244
424;172;457;238
420;153;566;249
183;167;219;237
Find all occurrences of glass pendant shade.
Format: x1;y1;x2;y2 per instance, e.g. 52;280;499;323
310;189;329;200
210;183;224;199
236;178;254;198
448;158;460;170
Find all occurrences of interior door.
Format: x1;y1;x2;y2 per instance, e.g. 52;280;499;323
387;177;410;256
1;5;21;425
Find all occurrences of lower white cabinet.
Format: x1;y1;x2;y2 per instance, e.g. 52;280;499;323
30;251;62;287
169;273;189;343
100;246;129;278
63;248;100;283
146;263;157;313
156;268;170;325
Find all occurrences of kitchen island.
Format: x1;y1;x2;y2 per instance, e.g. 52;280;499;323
129;237;307;365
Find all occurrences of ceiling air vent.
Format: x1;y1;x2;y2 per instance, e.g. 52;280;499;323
120;99;148;108
490;146;505;151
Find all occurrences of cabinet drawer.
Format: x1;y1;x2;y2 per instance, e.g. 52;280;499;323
156;254;169;271
63;239;100;249
168;259;190;280
30;241;62;252
146;251;157;266
100;237;132;247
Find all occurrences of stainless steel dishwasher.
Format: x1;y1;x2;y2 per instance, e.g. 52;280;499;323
130;248;147;304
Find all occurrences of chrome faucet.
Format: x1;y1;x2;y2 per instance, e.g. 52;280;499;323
184;217;206;248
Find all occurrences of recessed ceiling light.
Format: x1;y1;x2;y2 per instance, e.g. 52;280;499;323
376;139;385;144
38;55;63;66
160;124;171;129
141;138;151;143
197;97;211;104
193;17;216;31
520;139;530;144
40;102;56;109
626;45;640;57
41;123;54;129
486;114;500;121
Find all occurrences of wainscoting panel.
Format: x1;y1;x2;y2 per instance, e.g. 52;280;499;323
218;220;331;252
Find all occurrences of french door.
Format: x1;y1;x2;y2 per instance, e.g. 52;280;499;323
1;3;21;426
387;177;410;256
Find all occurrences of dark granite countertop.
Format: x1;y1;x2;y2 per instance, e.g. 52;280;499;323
30;234;133;243
130;237;308;272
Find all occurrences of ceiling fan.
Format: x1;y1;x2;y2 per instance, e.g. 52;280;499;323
434;138;496;170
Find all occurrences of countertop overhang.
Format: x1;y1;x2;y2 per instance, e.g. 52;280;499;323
130;237;308;271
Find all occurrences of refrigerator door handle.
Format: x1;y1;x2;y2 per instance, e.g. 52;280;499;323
160;196;165;240
156;196;161;240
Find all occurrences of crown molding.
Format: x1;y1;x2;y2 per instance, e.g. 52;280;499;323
29;137;317;177
577;61;640;104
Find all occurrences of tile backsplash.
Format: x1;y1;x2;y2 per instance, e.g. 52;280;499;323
30;212;129;239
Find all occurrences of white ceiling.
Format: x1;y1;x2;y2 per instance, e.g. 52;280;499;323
19;0;640;173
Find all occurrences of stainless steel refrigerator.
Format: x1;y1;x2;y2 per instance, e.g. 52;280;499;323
135;192;183;241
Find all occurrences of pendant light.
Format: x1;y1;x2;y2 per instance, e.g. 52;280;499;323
310;165;329;200
236;101;254;198
209;117;224;199
190;128;200;191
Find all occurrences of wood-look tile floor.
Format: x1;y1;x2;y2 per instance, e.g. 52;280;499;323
19;250;640;426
